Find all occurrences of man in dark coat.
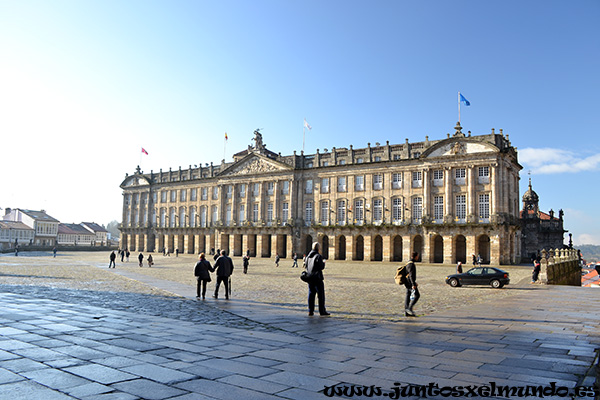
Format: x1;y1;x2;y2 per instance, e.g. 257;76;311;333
109;251;116;268
213;250;234;299
305;242;330;316
194;253;214;299
404;251;420;317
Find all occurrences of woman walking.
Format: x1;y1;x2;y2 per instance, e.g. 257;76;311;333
194;253;214;299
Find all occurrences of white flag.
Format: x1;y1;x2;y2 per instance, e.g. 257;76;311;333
304;119;312;130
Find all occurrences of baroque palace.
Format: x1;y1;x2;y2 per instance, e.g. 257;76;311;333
119;123;522;264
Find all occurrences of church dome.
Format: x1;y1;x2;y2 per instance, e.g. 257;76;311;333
522;178;539;203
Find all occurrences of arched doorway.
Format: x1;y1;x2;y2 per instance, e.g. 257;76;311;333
413;235;423;260
455;235;467;263
433;235;443;263
373;235;383;261
393;235;402;261
322;236;329;259
355;235;364;261
478;235;490;264
337;235;346;260
305;234;313;256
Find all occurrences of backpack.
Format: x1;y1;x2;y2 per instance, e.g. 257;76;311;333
394;264;407;285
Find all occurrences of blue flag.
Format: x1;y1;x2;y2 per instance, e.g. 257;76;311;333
460;93;470;106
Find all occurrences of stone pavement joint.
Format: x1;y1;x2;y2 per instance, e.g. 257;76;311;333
1;268;599;399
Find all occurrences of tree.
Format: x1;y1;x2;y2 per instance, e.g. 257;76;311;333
106;220;120;240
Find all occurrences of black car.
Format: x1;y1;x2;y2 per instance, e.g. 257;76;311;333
445;267;510;289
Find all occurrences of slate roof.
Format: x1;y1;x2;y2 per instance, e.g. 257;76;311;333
0;221;34;231
80;222;108;233
18;209;60;223
58;223;94;235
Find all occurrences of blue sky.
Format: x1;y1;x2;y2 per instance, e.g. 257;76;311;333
1;1;599;245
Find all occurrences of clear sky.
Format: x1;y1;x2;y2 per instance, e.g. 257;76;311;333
1;1;599;245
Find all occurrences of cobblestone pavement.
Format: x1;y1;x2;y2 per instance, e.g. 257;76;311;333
0;251;598;399
1;251;533;322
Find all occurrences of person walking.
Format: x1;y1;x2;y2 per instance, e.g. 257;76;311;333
53;247;57;258
147;254;153;267
404;251;420;317
291;252;298;268
213;250;234;299
242;254;249;274
194;253;214;299
109;251;116;268
304;242;330;316
138;252;144;267
121;249;125;262
456;261;463;274
472;254;477;267
275;253;280;268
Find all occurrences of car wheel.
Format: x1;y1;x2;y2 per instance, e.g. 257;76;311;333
490;279;502;289
448;278;460;287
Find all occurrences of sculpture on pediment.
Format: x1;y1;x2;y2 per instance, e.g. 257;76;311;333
252;129;265;151
228;158;279;175
450;142;466;155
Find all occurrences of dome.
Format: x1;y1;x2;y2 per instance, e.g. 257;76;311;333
522;178;539;203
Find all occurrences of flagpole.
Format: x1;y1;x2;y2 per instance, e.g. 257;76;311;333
458;92;461;124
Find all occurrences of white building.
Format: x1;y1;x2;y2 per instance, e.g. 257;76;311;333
3;208;59;246
80;222;109;246
57;223;96;246
0;221;35;250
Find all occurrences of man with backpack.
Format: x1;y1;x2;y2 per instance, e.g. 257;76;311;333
404;252;420;317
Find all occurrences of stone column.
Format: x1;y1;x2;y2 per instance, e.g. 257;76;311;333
346;234;354;261
443;235;453;264
242;234;249;256
383;234;392;262
364;235;372;261
256;234;264;258
271;234;278;258
402;236;411;262
183;235;189;254
467;165;476;222
423;169;430;219
444;167;452;218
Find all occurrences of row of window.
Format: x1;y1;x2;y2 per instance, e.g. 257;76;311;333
126;167;493;206
125;194;491;228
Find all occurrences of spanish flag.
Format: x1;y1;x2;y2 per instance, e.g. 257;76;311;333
225;132;228;141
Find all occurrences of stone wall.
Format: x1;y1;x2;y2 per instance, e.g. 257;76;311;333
538;248;581;286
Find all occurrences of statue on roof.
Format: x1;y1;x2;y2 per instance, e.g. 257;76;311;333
252;128;266;151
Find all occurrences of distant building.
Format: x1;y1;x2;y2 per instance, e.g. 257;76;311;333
119;124;524;264
520;179;567;261
3;208;59;246
57;223;96;246
80;222;109;246
0;220;35;250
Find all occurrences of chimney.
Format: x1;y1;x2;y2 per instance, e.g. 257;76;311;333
5;207;11;216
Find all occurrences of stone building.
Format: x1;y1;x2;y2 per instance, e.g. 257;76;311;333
119;123;523;264
3;208;59;246
520;179;567;262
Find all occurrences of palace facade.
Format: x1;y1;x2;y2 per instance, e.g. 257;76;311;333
119;123;523;264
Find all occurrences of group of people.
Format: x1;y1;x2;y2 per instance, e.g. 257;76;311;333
193;250;234;299
106;245;423;319
108;250;153;268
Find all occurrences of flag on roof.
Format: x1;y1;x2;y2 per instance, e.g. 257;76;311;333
304;119;312;130
225;132;228;140
459;93;470;106
141;147;148;155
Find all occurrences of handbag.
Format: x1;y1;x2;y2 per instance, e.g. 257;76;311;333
300;270;311;282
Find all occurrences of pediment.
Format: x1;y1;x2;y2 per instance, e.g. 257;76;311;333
219;154;292;176
423;139;498;159
120;175;151;188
